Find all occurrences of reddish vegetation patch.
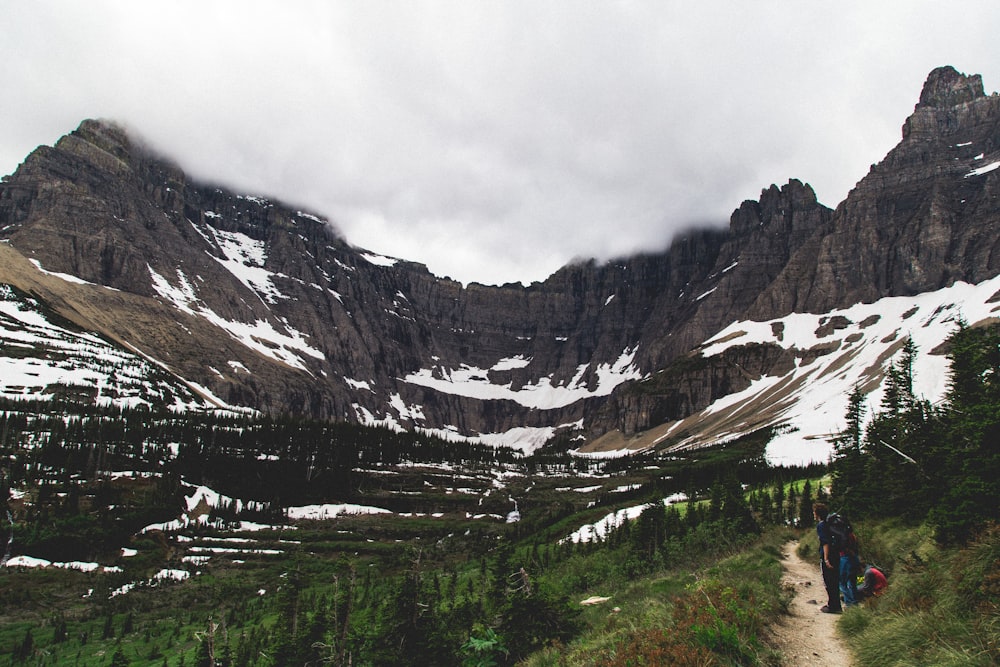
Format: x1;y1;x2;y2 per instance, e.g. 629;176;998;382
599;584;763;666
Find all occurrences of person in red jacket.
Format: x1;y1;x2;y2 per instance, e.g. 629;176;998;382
857;563;888;599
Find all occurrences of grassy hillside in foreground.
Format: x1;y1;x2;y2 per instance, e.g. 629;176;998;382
0;422;817;666
519;526;796;666
519;518;998;666
832;519;999;667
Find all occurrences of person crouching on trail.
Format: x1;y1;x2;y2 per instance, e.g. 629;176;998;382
857;563;888;600
813;502;842;613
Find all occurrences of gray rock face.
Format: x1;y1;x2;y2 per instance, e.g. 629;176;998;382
2;67;998;448
750;66;1000;318
917;65;985;109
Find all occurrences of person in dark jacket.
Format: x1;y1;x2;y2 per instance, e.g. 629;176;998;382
813;502;842;613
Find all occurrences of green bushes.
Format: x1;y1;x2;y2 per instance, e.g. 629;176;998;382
498;591;581;662
460;627;508;667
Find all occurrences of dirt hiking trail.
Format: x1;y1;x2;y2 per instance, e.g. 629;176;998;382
771;540;852;665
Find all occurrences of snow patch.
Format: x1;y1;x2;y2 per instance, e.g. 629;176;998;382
403;347;642;410
360;252;399;267
564;493;688;544
285;503;391;520
965;160;1000;177
28;259;94;285
492;355;532;371
206;227;288;304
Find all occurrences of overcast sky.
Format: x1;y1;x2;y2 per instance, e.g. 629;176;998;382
3;2;999;285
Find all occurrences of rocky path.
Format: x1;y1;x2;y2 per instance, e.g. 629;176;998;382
771;540;852;665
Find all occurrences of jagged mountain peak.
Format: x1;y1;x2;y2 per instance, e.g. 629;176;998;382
729;179;825;235
902;66;998;144
756;179;820;208
60;118;133;159
917;65;986;109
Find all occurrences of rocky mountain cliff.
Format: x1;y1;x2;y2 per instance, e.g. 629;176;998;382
2;66;998;455
749;66;1000;318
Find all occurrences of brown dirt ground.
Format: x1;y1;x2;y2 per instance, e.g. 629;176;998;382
770;540;852;665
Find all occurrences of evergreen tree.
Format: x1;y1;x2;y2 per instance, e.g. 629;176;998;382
862;343;924;516
52;615;68;643
102;613;115;640
930;322;1000;542
757;488;774;525
797;479;813;528
772;482;785;525
14;628;33;661
373;557;445;665
664;505;684;540
831;384;867;515
719;473;758;534
110;644;130;667
194;635;213;667
269;572;304;666
233;631;252;667
631;502;666;560
786;484;797;525
707;481;724;523
497;588;580;663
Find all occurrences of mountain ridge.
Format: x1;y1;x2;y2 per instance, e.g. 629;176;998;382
1;66;998;456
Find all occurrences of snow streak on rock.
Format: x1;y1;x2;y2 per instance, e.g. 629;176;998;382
147;265;324;370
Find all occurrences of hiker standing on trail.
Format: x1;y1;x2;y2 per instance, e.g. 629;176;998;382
826;511;861;607
813;502;842;614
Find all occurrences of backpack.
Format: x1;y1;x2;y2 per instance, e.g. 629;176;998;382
827;512;858;554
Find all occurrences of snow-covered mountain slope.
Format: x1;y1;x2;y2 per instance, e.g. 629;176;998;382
0;283;227;411
585;275;1000;465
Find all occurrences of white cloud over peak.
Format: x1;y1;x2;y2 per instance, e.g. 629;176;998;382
3;1;999;285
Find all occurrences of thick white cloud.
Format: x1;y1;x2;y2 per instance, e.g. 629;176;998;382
2;1;999;285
